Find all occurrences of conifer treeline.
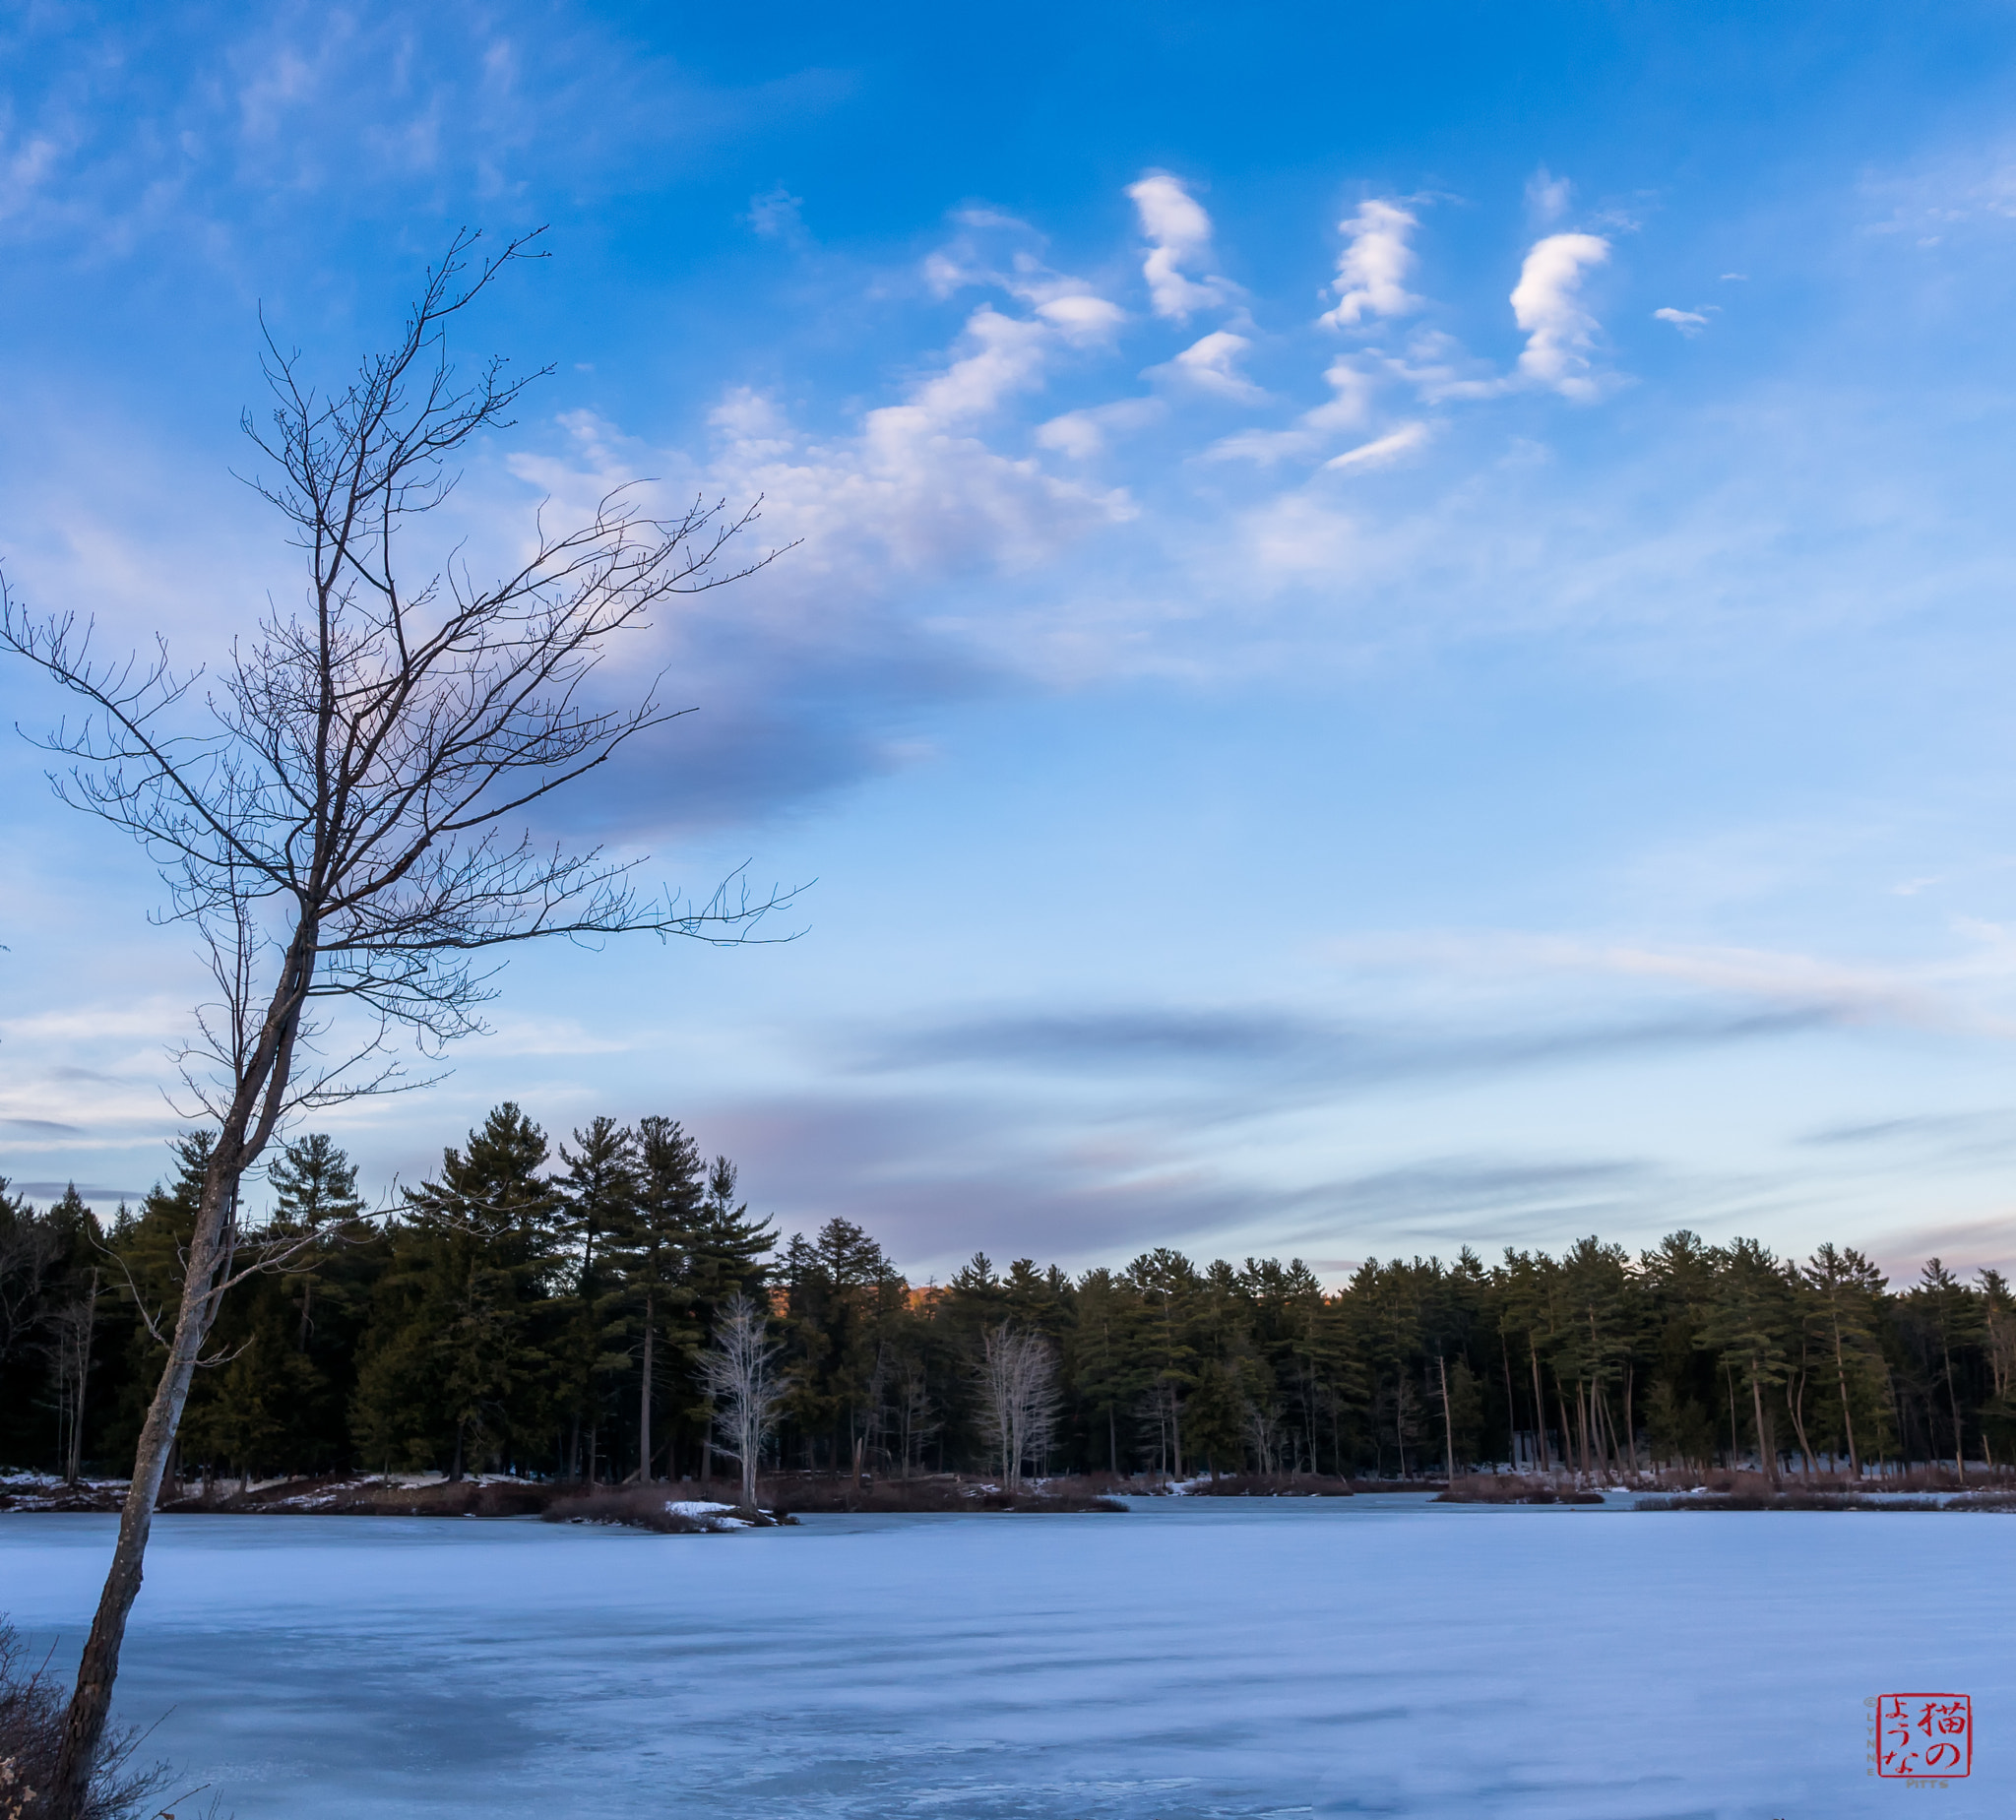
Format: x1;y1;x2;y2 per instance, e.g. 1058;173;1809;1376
4;1102;2015;1482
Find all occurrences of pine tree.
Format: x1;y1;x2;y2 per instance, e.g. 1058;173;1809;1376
268;1133;366;1354
1123;1249;1202;1476
351;1104;563;1479
618;1116;705;1481
555;1117;638;1482
779;1219;902;1473
1912;1259;1982;1479
689;1157;774;1321
1696;1238;1795;1482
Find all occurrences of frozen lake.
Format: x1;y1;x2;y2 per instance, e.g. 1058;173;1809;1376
2;1495;2011;1817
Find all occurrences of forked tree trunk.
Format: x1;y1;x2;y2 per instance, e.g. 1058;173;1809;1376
1749;1362;1778;1486
1786;1373;1817;1475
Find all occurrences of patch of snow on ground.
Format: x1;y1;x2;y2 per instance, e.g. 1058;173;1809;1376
2;1497;2010;1816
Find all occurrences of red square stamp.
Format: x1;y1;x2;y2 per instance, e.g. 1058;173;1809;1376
1875;1693;1973;1779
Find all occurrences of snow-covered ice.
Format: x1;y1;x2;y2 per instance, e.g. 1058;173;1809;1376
2;1495;2010;1817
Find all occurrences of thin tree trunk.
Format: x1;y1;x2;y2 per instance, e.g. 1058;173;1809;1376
52;907;314;1816
1108;1406;1117;1475
637;1292;654;1482
53;1167;246;1812
66;1271;98;1485
1594;1389;1618;1474
1531;1346;1549;1472
1749;1362;1778;1486
1438;1354;1456;1477
1500;1330;1520;1469
1832;1313;1860;1475
1787;1372;1817;1475
1942;1333;1966;1480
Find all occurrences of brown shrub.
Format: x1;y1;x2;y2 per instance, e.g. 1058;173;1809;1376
755;1473;1124;1515
1183;1474;1357;1498
0;1622;172;1819
1437;1475;1603;1505
158;1474;552;1517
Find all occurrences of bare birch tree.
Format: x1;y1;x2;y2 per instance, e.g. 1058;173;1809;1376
51;1271;99;1486
975;1324;1059;1492
0;229;789;1819
698;1291;788;1508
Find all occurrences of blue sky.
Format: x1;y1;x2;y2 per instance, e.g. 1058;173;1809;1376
9;0;2016;1283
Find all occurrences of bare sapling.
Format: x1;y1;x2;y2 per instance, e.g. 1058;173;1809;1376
698;1292;788;1507
0;228;790;1818
976;1324;1060;1493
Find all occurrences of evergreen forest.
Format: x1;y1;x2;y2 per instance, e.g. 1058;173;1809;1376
4;1102;2014;1485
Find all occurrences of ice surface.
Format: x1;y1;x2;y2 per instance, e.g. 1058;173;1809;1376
2;1496;2010;1817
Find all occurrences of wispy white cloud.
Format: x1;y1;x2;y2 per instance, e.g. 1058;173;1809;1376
1320;420;1433;474
1126;170;1237;322
1036;397;1166;460
1204;358;1374;466
1525;166;1573;225
1154;329;1266;403
474;1017;636;1057
1654;306;1709;335
1319;199;1420;329
1324;928;2016;1039
1510;232;1614;400
1381;233;1614;404
513;298;1135;607
1031;291;1127;343
746;184;806;241
919;220;1126;345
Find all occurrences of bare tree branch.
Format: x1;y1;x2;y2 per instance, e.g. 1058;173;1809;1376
0;228;799;1819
